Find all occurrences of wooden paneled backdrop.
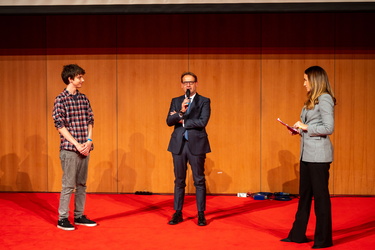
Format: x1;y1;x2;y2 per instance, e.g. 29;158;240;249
0;13;374;195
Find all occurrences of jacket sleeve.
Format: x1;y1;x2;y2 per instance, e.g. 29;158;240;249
166;98;182;127
307;94;334;136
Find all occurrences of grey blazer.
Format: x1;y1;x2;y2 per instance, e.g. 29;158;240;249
300;93;335;163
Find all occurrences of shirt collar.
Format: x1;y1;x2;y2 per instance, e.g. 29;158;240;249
64;88;80;96
186;93;197;101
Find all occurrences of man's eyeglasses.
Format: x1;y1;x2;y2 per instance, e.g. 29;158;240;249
182;81;196;86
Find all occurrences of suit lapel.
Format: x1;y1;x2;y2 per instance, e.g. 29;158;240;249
188;94;199;114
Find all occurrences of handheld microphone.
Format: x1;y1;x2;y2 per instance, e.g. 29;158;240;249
186;89;190;99
185;89;191;106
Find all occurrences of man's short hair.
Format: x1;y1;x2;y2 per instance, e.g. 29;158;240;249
61;64;85;85
181;72;198;83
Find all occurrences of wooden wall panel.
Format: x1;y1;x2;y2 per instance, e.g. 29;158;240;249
333;13;375;195
0;16;48;191
116;15;189;193
334;56;375;195
188;14;262;194
0;56;48;191
45;15;118;192
0;13;374;195
261;13;335;194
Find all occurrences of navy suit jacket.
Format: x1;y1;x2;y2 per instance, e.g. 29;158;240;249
167;93;211;155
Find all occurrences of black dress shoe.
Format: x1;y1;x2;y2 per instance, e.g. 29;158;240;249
197;212;207;226
168;212;183;225
280;238;292;242
312;244;332;249
280;238;311;243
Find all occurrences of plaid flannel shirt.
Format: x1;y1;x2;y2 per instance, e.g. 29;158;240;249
52;89;94;152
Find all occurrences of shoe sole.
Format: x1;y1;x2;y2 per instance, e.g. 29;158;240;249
198;220;207;226
74;223;97;227
168;219;183;225
57;225;75;231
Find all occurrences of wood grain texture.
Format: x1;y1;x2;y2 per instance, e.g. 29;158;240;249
0;16;48;191
333;13;375;195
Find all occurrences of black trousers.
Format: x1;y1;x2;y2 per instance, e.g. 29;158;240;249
287;161;333;247
172;140;206;212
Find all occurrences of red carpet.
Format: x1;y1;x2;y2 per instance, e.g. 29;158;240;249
1;193;374;249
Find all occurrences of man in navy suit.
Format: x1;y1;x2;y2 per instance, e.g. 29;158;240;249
166;72;211;226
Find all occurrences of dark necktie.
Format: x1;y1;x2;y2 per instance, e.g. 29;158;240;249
184;99;191;140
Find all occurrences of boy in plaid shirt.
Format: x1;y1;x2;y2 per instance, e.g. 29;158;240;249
53;64;96;230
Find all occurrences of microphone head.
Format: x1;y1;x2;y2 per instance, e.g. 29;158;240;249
186;89;190;98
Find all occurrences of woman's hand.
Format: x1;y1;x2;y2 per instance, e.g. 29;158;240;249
293;121;308;131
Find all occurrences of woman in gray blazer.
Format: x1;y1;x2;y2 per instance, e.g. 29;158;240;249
281;66;336;249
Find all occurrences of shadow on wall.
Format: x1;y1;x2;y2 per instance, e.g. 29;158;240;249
186;157;232;194
267;150;299;194
0;153;32;191
117;133;156;193
95;149;118;193
21;135;52;191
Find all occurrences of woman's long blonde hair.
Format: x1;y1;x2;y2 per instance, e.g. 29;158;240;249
304;66;336;110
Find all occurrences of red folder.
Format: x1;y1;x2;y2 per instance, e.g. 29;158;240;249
277;118;300;135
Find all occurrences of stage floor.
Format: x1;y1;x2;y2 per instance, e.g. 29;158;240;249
1;193;374;249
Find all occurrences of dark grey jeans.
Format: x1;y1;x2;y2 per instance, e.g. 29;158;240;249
58;150;90;220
